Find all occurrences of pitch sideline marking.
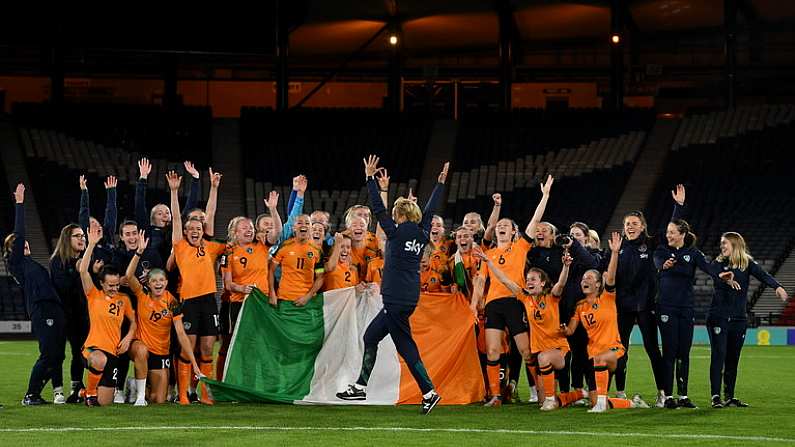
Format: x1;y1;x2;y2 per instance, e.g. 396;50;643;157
0;425;792;442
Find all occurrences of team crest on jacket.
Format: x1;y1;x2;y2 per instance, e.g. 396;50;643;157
638;244;647;253
714;326;721;335
683;255;691;262
184;321;192;331
661;314;669;323
46;319;54;326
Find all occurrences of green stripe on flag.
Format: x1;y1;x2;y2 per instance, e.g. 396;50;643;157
206;288;325;403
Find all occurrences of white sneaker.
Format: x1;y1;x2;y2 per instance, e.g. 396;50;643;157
588;396;608;413
133;399;148;407
53;392;66;405
113;389;125;404
632;394;650;409
126;377;137;404
540;397;558;411
615;391;627;399
654;393;666;408
528;386;539;403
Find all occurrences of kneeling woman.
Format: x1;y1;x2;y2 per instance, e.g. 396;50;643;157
79;226;137;406
126;231;200;405
476;246;583;411
563;233;650;413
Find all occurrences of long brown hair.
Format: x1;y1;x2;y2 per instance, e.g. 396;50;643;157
670;219;697;248
50;224;83;265
527;267;552;295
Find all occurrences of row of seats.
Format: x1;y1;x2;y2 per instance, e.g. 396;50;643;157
241;107;432;191
12;102;213;167
671;104;795;151
453;108;655;172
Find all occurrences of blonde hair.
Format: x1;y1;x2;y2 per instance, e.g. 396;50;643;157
463;212;485;233
226;216;252;245
392;197;422;224
3;233;16;259
344;205;371;228
717;232;753;271
587;229;601;249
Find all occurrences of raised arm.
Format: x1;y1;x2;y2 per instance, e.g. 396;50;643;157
79;226;101;295
551;253;572;297
364;156;397;237
483;193;501;242
265;191;283;245
9;184;26;269
204;167;222;238
472;245;522;297
182;161;201;217
135;158;152;227
167;171;184;245
125;230;148;296
103;176;118;242
280;176;306;243
376;168;390;236
79;175;90;233
419;162;449;232
324;233;345;273
605;232;621;287
525;175;553;237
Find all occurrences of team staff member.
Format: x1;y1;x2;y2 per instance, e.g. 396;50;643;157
79;226;136;407
49;223;87;403
707;232;789;408
78;175;117;269
563;233;650;413
6;184;66;406
612;184;688;405
470;175;553;407
337;156;447;415
125;231;200;405
168;171;226;405
653;219;723;409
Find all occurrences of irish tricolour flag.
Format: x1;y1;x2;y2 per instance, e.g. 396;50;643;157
204;287;484;405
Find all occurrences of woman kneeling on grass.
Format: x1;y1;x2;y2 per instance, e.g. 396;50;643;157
562;232;651;413
126;230;201;405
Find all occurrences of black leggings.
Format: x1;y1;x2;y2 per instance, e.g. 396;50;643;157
357;303;434;395
616;309;664;391
707;317;747;399
567;324;595;390
658;306;694;397
28;307;66;396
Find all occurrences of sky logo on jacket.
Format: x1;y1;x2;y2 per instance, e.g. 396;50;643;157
404;240;424;255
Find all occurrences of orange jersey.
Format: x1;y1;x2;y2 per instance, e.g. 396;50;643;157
365;257;384;283
83;288;134;356
134;290;182;356
173;239;226;300
272;238;323;300
421;267;448;293
574;289;623;358
518;290;569;354
448;250;481;297
350;243;379;280
323;261;359;291
222;242;270;302
428;238;454;271
478;236;533;304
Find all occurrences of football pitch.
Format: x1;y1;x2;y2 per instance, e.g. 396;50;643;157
0;341;794;446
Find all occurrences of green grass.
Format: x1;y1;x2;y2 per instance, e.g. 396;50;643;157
1;341;794;446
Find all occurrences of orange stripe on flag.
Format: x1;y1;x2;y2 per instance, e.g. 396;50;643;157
397;292;485;405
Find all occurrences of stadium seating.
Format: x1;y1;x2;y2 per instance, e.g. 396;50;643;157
647;110;795;322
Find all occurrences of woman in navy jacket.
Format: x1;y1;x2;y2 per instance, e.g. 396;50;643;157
4;184;66;405
653;219;723;409
707;232;788;408
611;184;687;406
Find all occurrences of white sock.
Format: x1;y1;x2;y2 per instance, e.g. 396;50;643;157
136;379;146;401
423;390;435;399
658;389;665;396
597;395;607;406
544;396;555;402
680;395;687;400
666;395;673;400
530;386;538;396
353;383;365;391
53;386;63;394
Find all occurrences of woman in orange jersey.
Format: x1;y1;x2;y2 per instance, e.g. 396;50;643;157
125;231;200;405
562;232;650;413
269;215;325;307
79;226;136;407
477;246;582;411
168;171;227;405
470;176;553;407
323;233;366;292
420;245;453;293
